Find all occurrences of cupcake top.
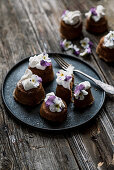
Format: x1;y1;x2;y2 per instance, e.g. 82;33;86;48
85;5;105;22
103;31;114;49
44;92;65;112
20;69;42;91
74;81;91;100
29;52;51;70
56;65;74;90
61;10;81;25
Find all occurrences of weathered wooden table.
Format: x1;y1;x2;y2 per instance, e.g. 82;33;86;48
0;0;114;169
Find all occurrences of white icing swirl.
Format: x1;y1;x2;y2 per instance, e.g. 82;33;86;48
44;92;65;112
29;53;51;70
56;65;74;90
85;5;105;22
103;31;114;49
20;69;42;91
62;10;81;25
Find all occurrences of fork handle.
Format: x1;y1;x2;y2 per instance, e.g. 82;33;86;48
74;69;114;94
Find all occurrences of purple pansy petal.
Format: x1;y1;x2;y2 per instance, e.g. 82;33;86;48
40;60;46;66
89;41;93;48
64;75;72;81
87;47;92;54
45;95;56;107
90;7;97;16
74;84;85;95
46;61;51;66
60;41;64;50
74;85;80;93
79;84;85;91
62;10;67;15
40;60;51;67
37;76;42;83
74;50;80;56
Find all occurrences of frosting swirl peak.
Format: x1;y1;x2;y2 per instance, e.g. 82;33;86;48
62;10;81;25
103;31;114;49
20;69;42;91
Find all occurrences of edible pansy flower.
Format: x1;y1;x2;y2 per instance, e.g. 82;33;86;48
80;47;92;57
80;37;90;49
74;84;88;100
60;39;73;51
85;5;105;22
56;70;66;79
80;37;93;56
44;92;65;112
56;67;73;90
30;75;41;87
73;45;80;56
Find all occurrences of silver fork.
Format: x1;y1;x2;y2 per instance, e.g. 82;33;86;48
54;55;114;94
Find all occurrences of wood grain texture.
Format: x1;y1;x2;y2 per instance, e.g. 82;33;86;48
0;0;114;170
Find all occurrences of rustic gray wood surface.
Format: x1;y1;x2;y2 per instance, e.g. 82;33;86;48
0;0;114;169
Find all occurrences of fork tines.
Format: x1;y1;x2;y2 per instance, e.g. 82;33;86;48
53;55;70;70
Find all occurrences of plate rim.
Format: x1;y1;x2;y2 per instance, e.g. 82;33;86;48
1;52;105;131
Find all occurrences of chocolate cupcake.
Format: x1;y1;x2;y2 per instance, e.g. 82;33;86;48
60;10;83;40
74;81;94;108
56;65;74;103
13;69;45;106
85;5;108;34
28;53;54;84
40;92;67;122
96;31;114;62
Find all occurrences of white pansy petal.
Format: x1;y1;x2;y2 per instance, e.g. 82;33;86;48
80;49;88;56
82;90;88;95
49;104;56;112
84;37;90;43
74;45;80;51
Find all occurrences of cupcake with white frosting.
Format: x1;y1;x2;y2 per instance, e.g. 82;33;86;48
60;10;83;40
28;52;54;84
74;81;94;108
96;31;114;62
85;5;108;34
40;92;67;122
56;65;74;103
13;69;45;106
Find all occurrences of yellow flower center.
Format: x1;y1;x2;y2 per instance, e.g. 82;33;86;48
55;104;59;108
66;43;69;47
43;56;46;59
83;42;86;46
60;73;64;76
32;79;35;82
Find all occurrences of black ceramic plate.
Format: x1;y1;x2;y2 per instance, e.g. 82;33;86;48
2;53;105;131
